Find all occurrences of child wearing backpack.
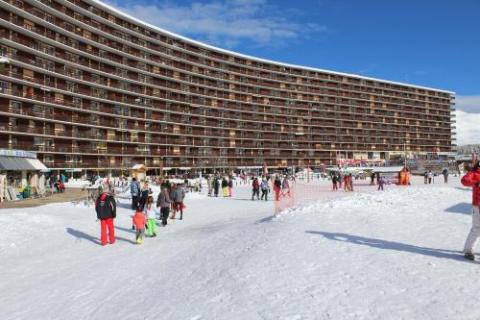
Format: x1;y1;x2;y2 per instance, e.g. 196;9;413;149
132;208;146;244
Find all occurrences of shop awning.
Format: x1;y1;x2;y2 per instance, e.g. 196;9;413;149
0;156;48;171
26;158;48;170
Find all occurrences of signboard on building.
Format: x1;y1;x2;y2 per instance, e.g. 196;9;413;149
0;149;37;159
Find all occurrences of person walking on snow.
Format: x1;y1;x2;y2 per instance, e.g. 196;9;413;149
132;208;146;244
95;187;116;246
130;177;140;210
281;176;291;197
228;177;234;197
221;177;229;197
157;185;171;227
378;175;385;191
273;175;282;201
332;174;338;191
207;175;213;196
171;183;186;220
462;161;480;260
260;177;269;201
442;168;449;183
213;176;220;197
251;177;260;200
144;196;157;237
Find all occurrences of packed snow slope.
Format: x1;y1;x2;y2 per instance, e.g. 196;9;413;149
0;177;478;320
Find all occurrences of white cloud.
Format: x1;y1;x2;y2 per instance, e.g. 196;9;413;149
104;0;326;48
455;110;480;146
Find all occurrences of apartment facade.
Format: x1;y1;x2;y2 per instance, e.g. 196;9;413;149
0;0;456;173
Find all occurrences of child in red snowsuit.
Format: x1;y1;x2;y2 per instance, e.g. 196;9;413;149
132;210;146;244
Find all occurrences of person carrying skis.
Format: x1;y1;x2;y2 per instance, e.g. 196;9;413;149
461;161;480;260
95;186;116;246
132;208;146;244
157;185;172;226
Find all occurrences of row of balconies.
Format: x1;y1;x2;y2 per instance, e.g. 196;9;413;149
3;29;454;122
2;66;453;127
0;105;453;142
2;4;454;109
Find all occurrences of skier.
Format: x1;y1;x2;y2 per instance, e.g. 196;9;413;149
130;177;140;210
95;186;116;246
427;170;433;184
251;177;260;200
260;177;269;201
461;161;480;260
132;208;146;244
171;183;186;220
157;185;171;226
144;196;157;237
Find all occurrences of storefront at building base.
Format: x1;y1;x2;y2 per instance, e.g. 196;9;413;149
0;149;48;202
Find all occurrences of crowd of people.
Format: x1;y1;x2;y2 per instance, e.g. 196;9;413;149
94;176;187;246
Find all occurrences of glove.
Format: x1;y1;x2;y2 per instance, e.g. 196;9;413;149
131;225;135;230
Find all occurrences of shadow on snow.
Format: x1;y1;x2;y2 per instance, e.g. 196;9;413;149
66;227;137;245
305;231;466;262
445;203;473;215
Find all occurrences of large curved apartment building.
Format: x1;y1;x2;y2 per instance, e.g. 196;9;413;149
0;0;455;173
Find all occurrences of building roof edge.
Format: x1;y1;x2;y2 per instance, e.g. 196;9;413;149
89;0;455;95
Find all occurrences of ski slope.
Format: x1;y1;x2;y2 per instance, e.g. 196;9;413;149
0;177;478;320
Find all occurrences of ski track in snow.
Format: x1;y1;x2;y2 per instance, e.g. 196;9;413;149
0;177;478;319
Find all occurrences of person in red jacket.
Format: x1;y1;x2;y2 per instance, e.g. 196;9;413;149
95;189;116;246
132;209;146;244
461;161;480;260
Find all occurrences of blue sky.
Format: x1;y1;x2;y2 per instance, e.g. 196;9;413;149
105;0;480;143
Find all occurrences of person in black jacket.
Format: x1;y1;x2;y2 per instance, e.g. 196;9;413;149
213;176;220;197
95;189;117;246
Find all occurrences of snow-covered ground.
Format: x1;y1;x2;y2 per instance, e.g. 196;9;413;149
0;176;478;319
